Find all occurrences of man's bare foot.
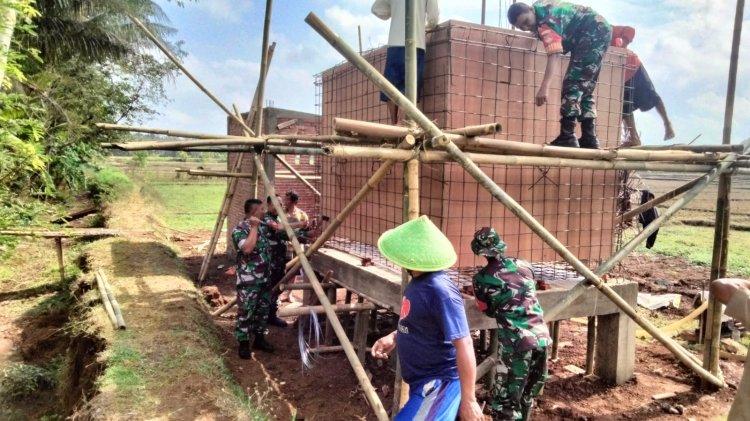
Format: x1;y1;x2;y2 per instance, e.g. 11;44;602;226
664;124;675;140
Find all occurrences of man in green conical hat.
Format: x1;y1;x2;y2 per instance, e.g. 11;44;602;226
371;216;483;421
471;227;551;421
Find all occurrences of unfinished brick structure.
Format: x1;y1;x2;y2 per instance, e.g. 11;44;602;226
226;107;321;254
318;21;629;270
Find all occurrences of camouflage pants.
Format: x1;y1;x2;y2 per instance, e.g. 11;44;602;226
561;22;612;119
236;283;271;341
491;347;548;421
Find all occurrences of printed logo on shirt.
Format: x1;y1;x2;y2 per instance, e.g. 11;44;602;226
400;297;411;319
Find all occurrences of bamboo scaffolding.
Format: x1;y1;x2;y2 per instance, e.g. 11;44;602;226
272;154;322;197
254;155;388;420
324;145;722;173
630;144;743;153
276;302;375;318
253;0;273;136
264;133;364;143
615;175;704;224
128;16;256;137
306;11;725;387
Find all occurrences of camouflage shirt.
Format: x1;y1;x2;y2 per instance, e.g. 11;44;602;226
472;257;551;351
262;212;289;273
232;219;271;285
532;0;609;54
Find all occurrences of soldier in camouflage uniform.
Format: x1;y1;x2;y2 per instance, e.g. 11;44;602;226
508;1;612;149
471;228;551;421
232;198;274;358
262;195;290;328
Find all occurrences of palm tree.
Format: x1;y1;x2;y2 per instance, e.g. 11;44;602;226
27;0;178;65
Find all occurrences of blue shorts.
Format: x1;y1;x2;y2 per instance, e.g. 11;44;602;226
395;378;461;421
380;46;426;102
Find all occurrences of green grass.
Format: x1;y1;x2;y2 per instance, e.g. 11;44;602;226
625;221;750;276
142;182;226;231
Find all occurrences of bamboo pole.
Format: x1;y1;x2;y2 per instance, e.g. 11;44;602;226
272;154;322;197
128;16;256;137
254;155;388;420
95;271;118;328
704;0;744;384
630;144;743;153
266;145;327;155
324;145;721;173
307;9;726;387
279;282;336;291
334;117;415;139
616;174;704;224
109;138;265;151
97;269;126;329
264;133;363;143
445;123;502;137
277;302;375;318
96;123;250;140
55;238;65;283
585;316;596;375
476;355;498;380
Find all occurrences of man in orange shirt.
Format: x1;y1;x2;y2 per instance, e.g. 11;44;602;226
611;26;675;147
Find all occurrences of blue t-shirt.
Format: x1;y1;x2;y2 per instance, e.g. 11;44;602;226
396;271;470;386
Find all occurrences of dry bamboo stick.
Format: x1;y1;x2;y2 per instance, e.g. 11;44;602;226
272;154;322;197
309;345;373;354
95;271;118;328
277;302;375;318
334;117;416;139
253;0;273;136
128;16;256;137
254;155;388;421
630;144;743;153
265;133;368;144
266;145;327;155
476;355;498;379
97;269;125;329
445;123;502;137
96;123;250;140
616;175;704;224
109;138;265;151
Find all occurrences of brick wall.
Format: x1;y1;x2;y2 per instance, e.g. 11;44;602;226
319;21;627;268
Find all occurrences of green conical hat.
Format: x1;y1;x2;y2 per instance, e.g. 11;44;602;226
377;215;457;271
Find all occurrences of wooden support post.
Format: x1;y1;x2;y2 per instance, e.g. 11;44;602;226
353;304;371;364
306;7;727;388
585;316;596;375
325;284;337;346
487;330;498;389
254;155;388;420
550;321;560;360
55;238;65;283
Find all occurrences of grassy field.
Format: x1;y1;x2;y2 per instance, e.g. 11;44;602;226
142;182;227;231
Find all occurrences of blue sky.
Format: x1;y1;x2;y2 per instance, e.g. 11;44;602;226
148;0;750;146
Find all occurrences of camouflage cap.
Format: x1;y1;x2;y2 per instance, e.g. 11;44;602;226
471;227;507;258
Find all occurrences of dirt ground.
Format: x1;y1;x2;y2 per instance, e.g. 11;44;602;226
174;229;745;421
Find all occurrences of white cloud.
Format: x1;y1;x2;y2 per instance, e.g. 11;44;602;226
191;0;253;22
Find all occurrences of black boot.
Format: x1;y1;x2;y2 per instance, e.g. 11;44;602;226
579;118;601;149
238;340;251;359
550;117;579;148
253;334;275;353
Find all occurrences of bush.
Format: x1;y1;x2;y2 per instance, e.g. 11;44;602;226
88;167;133;204
0;363;57;401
